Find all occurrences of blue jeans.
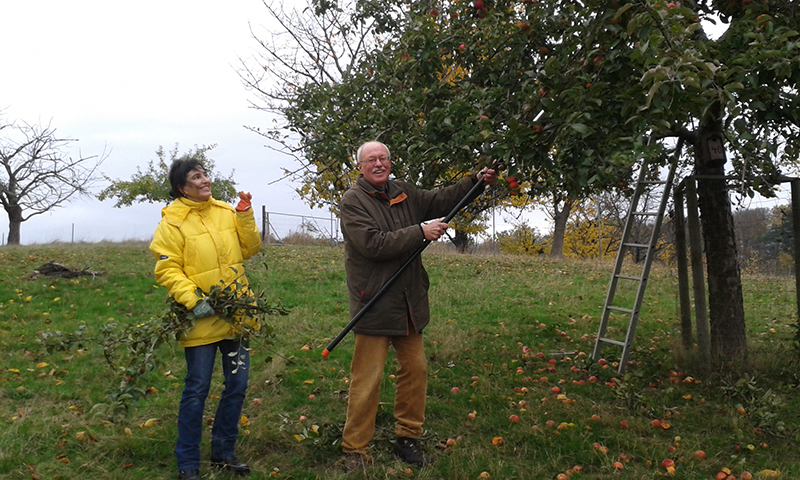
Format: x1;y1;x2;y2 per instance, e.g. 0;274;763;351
175;339;250;471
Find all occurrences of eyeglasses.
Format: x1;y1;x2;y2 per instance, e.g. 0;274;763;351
362;156;390;165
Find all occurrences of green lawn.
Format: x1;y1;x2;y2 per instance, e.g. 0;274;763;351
0;243;797;479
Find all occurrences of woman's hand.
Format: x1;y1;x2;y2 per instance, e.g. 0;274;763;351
236;191;252;212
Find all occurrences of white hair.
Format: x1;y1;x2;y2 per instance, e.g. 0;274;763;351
356;141;391;164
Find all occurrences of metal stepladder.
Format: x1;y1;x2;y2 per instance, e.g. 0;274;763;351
592;139;683;374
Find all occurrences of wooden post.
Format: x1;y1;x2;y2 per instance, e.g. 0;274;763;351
686;178;710;367
673;184;693;351
261;205;266;241
791;180;800;317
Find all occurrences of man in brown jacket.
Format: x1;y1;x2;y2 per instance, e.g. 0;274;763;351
339;141;496;469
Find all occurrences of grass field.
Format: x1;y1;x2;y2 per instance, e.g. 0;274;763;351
0;243;798;480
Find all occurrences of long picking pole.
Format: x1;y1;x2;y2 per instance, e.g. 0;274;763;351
321;175;490;357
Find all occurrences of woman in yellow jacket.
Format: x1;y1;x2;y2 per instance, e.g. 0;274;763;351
149;158;261;480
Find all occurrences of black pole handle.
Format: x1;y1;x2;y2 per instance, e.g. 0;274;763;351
322;165;497;357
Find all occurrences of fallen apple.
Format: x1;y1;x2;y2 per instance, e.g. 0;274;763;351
651;419;662;428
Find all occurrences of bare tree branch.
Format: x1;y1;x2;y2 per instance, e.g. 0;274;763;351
0;118;107;244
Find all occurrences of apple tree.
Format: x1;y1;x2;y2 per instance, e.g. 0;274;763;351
0;118;106;245
247;0;799;360
97;144;237;207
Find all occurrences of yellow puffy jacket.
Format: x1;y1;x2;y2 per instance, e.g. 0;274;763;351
149;196;261;347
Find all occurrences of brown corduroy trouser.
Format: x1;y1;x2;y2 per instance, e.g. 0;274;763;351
341;329;427;454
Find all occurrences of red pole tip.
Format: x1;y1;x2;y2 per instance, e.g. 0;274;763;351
321;349;330;357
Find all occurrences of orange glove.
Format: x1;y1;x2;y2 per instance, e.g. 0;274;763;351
236;191;252;212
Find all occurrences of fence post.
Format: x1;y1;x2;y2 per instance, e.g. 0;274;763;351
686;178;710;368
673;183;693;351
791;180;800;317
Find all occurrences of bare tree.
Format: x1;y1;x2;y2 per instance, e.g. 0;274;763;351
238;0;388;198
0;119;105;245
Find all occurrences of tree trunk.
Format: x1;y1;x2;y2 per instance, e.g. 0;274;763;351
451;229;472;254
694;126;747;362
6;204;22;245
550;200;572;259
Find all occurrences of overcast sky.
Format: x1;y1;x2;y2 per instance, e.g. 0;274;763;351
0;0;337;244
5;3;767;247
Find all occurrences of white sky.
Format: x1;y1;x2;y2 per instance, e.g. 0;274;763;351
8;3;771;247
0;0;340;244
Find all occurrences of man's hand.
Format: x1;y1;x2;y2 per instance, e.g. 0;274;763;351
477;167;497;185
192;299;215;318
236;191;252;212
422;219;449;241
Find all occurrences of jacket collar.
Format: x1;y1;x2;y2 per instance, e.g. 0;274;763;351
357;175;393;200
356;175;409;206
161;196;227;226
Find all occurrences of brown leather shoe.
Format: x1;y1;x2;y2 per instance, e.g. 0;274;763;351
394;437;430;467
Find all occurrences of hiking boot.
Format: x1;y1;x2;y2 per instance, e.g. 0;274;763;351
177;470;199;480
342;452;374;472
393;437;429;467
210;455;250;476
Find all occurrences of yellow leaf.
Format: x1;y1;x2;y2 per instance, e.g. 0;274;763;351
53;297;60;302
293;434;303;442
8;368;20;374
124;427;133;437
240;415;251;426
24;296;32;302
143;418;160;427
76;431;86;441
304;379;315;384
36;362;49;368
311;424;319;433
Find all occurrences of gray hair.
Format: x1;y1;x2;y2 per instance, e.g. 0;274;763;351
356;141;391;164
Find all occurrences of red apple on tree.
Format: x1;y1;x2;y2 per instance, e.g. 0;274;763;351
474;0;484;8
430;8;439;15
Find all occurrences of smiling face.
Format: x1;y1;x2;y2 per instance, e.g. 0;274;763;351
180;166;212;202
357;142;391;189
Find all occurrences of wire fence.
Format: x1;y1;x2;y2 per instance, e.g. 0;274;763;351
261;207;342;246
0;208;341;247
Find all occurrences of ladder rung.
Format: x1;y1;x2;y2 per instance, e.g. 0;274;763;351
607;306;634;314
598;337;626;347
615;274;642;281
623;243;649;249
640;180;667;185
632;211;658;216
